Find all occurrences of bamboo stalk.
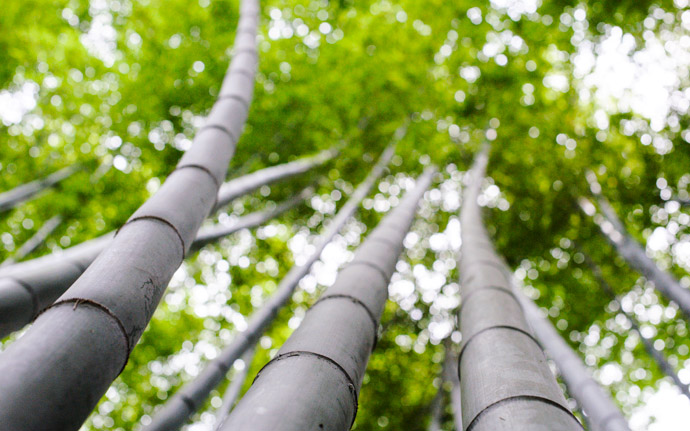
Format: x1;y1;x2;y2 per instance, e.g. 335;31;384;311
0;148;332;338
143;143;398;431
0;1;259;429
0;215;62;267
457;144;581;431
0;165;79;213
217;167;435;431
580;172;690;318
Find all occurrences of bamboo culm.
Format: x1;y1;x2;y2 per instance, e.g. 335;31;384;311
192;186;313;251
0;215;62;268
0;1;259;429
0;165;79;213
143;143;398;431
0;189;305;340
218;167;435;431
584;255;690;400
0;148;332;339
214;345;257;430
428;377;445;431
582;172;690;318
458;144;581;431
214;147;336;211
0;147;332;277
518;295;631;431
442;341;463;431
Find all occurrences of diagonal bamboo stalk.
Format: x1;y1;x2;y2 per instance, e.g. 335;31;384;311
0;1;259;429
143;143;398;431
517;294;631;431
214;345;256;429
0;148;333;339
580;172;690;318
0;215;62;268
582;253;690;400
0;165;79;213
217;167;435;431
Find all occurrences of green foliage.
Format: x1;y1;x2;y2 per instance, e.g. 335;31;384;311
2;0;690;430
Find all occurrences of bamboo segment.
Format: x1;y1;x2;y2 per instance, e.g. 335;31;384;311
217;167;435;431
458;145;581;431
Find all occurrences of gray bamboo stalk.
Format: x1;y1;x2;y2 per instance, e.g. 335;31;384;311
143;143;398;431
0;148;333;276
0;149;332;339
214;147;337;211
0;190;304;340
214;345;256;429
0;215;62;268
581;172;690;318
584;254;690;399
0;1;259;429
428;378;445;431
217;167;435;431
458;144;581;431
0;165;79;213
517;294;631;431
443;341;462;431
192;186;313;251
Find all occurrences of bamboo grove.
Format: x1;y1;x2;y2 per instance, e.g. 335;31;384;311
2;0;690;430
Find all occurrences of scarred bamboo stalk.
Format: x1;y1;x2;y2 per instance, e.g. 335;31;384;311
143;143;398;431
217;167;435;431
0;1;259;429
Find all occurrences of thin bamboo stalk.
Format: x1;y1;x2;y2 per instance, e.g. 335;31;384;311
0;215;62;267
580;172;690;318
0;149;331;338
0;165;79;213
